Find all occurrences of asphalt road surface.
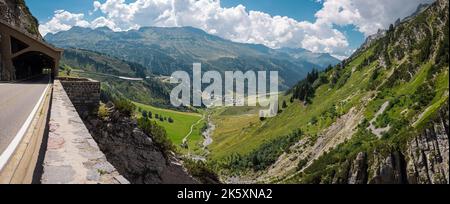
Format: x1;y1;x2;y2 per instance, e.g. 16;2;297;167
0;75;50;156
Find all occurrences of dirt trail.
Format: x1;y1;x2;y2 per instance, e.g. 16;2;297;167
367;101;391;138
182;115;205;145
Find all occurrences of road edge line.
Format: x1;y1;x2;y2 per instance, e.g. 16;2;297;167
0;83;50;171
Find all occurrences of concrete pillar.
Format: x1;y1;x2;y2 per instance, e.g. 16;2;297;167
51;55;60;79
0;33;2;80
0;33;13;81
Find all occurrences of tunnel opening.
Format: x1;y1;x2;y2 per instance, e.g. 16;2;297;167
12;51;54;80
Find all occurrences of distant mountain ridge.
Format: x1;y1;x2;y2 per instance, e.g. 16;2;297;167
45;25;340;89
61;48;172;108
276;47;340;68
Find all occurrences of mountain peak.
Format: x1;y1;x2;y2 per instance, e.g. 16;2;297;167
95;26;113;32
276;47;340;67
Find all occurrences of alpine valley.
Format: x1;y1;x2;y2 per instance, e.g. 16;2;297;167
45;24;340;90
39;0;449;184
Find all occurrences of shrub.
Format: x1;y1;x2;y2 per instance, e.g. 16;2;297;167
282;100;288;109
113;98;135;116
66;67;72;76
184;160;220;184
142;110;148;118
297;159;308;170
168;117;174;123
137;118;174;154
310;116;318;125
97;103;109;120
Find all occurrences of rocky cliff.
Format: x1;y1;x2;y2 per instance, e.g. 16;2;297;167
345;101;449;184
405;105;449;184
1;0;41;79
82;103;199;184
0;0;41;39
333;0;450;184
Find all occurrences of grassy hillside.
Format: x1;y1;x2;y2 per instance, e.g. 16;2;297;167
208;0;449;183
60;48;172;108
209;48;376;160
133;102;206;155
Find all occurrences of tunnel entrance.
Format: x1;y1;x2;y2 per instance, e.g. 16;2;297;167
12;51;54;79
1;20;63;81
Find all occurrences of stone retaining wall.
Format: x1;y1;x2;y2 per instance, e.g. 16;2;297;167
42;80;128;184
59;77;100;115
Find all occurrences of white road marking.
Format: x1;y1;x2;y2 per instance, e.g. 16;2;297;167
0;81;50;171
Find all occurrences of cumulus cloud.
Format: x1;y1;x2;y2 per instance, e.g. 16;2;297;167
39;0;434;58
39;10;90;36
316;0;435;36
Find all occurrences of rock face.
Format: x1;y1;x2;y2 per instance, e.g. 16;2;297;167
345;102;449;184
405;104;449;184
0;0;41;39
83;104;198;184
347;152;368;184
368;151;407;184
1;0;41;80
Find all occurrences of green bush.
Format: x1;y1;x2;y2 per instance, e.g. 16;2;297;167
97;103;109;120
137;118;175;154
184;160;220;184
297;159;308;170
142;110;148;118
282;100;288;109
113;98;135;116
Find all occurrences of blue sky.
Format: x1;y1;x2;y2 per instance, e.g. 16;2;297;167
25;0;431;58
27;0;322;23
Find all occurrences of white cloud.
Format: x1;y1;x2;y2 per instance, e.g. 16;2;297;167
39;0;434;58
39;10;90;36
316;0;435;36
